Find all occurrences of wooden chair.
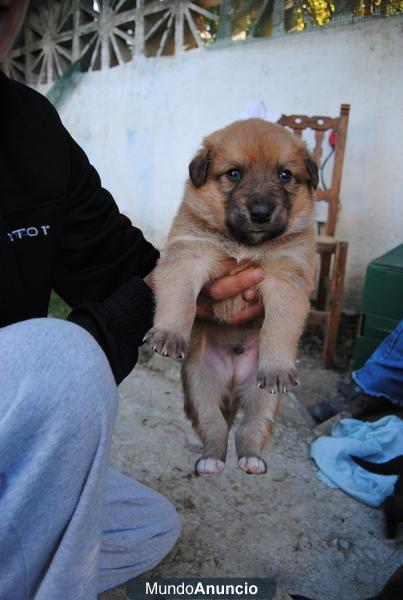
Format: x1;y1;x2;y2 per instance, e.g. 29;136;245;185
278;104;350;367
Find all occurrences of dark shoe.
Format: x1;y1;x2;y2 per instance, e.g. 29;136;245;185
311;380;389;423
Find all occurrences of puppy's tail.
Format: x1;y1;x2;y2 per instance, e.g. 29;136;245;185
351;454;403;476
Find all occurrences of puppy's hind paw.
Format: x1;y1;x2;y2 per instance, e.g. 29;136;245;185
238;456;267;475
195;457;225;476
143;327;187;359
257;365;299;394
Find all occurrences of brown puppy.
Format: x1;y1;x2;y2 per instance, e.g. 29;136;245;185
145;118;317;475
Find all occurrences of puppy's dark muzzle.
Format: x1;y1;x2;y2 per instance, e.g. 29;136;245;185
248;202;273;224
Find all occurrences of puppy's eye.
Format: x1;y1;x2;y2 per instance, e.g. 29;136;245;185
279;169;292;183
227;169;241;182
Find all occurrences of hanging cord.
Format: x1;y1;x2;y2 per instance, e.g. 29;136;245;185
317;129;337;234
320;145;335;191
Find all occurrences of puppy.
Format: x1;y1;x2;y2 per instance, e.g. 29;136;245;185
145;118;317;475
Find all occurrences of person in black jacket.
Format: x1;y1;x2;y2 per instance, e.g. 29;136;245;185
0;3;265;599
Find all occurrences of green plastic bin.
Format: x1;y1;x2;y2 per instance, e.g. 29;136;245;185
353;243;403;371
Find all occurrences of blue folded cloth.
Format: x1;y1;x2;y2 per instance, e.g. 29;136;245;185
310;416;403;507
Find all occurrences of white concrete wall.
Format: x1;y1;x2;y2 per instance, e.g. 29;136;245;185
52;17;403;310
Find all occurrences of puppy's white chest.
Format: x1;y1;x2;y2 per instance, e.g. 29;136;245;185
228;244;266;264
231;247;249;263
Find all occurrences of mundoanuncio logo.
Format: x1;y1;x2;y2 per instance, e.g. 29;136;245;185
145;581;259;596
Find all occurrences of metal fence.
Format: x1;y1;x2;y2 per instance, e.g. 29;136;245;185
2;0;402;85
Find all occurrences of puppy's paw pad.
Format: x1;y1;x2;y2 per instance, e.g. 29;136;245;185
195;457;225;475
257;366;299;394
238;456;267;475
143;327;187;359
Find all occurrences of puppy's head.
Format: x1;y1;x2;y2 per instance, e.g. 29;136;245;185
187;119;317;246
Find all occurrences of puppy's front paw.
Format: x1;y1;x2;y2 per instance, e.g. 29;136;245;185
238;456;267;475
144;327;187;359
195;457;225;475
257;364;299;394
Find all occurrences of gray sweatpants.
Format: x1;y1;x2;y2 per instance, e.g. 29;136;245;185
0;318;180;600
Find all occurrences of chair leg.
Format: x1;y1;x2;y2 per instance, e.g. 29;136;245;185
316;253;332;311
322;241;349;368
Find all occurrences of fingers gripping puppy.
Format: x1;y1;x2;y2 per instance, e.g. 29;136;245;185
145;119;317;476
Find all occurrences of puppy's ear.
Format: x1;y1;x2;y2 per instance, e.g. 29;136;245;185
305;154;319;190
189;148;211;188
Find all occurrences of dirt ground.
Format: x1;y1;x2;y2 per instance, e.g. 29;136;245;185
99;317;403;600
294;314;358;409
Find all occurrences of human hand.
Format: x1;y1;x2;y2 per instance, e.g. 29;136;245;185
144;261;265;325
196;260;265;325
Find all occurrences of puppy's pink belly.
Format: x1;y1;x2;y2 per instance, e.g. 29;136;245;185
204;344;234;383
203;338;258;386
233;346;258;384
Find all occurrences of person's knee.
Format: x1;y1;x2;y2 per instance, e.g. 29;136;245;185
124;487;181;568
98;491;181;594
137;492;181;572
156;495;181;554
0;318;118;436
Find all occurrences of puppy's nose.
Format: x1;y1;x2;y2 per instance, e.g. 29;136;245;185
248;203;272;223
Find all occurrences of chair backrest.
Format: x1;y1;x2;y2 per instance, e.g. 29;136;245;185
278;104;350;236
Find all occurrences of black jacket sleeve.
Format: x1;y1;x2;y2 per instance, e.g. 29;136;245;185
53;129;160;384
67;275;155;385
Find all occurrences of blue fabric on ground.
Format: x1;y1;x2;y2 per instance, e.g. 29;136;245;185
311;416;403;507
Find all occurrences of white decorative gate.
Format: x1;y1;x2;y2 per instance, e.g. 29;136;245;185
2;0;401;85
